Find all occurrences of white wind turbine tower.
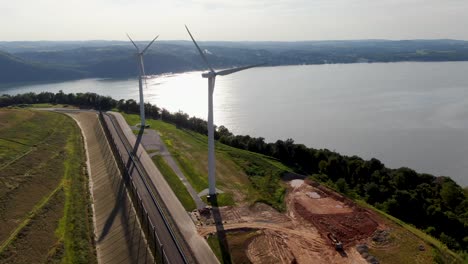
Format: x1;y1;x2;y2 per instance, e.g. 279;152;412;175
185;25;262;198
127;34;159;127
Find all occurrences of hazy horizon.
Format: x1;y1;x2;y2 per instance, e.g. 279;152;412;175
2;38;468;43
2;0;468;41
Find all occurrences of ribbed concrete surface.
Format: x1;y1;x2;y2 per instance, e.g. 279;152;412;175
69;112;153;264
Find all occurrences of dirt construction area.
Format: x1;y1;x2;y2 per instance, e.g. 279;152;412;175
195;179;386;264
291;180;381;245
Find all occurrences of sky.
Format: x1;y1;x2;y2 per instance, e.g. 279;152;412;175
1;0;468;41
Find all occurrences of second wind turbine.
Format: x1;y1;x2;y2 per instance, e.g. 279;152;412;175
127;34;159;128
185;25;262;198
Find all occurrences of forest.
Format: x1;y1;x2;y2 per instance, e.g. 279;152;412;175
2;39;468;83
1;91;467;255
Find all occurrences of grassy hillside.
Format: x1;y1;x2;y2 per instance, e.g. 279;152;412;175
0;108;96;263
122;113;464;263
123;113;289;210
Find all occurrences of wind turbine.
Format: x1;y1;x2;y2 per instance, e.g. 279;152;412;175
127;34;159;127
185;25;262;198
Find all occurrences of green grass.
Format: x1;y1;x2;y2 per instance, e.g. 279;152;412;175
356;200;463;263
223;148;287;211
0;189;66;264
56;113;96;264
203;193;236;207
121;113;291;210
207;235;227;263
0;109;96;263
132;129;147;135
152;155;196;211
0;183;63;253
0;109;57;165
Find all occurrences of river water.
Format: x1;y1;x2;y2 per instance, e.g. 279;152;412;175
2;62;468;186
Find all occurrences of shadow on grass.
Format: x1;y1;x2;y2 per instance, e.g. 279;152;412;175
210;195;232;264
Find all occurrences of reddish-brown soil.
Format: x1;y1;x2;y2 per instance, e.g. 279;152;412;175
294;203;379;244
196;179;385;263
290;180;380;246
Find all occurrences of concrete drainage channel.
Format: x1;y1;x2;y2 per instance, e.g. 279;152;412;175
99;112;190;264
69;111;153;264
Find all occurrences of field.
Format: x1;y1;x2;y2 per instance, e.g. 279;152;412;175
0;108;96;263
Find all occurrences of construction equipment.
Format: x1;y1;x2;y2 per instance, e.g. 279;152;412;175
327;233;343;251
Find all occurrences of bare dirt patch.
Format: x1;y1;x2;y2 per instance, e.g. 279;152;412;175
295;195;353;214
196;181;375;264
247;229;295;264
289;181;380;246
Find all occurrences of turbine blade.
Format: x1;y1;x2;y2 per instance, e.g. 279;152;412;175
127;33;140;52
216;63;265;76
142;35;159;54
184;25;214;73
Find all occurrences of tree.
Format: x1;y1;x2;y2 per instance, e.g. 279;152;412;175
336;178;349;194
440;180;463;209
364;182;380;204
217;125;232;138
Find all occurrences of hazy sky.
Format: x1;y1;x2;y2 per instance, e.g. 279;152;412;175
2;0;468;41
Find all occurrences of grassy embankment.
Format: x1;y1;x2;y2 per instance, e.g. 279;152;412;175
152;155;196;211
0;108;96;263
355;200;463;264
122;113;289;211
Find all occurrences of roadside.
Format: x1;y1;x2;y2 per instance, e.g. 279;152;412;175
129;126;206;210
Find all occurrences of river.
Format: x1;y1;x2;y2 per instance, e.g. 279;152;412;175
2;62;468;186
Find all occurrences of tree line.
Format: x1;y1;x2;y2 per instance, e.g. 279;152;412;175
1;91;467;255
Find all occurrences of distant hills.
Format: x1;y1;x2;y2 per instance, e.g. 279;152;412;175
1;39;468;84
0;51;85;83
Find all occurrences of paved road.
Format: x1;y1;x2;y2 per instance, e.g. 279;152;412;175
107;112;219;264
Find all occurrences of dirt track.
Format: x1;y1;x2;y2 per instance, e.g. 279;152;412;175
196;179;377;264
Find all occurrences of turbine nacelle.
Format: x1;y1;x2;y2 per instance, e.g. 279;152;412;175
202;72;215;78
